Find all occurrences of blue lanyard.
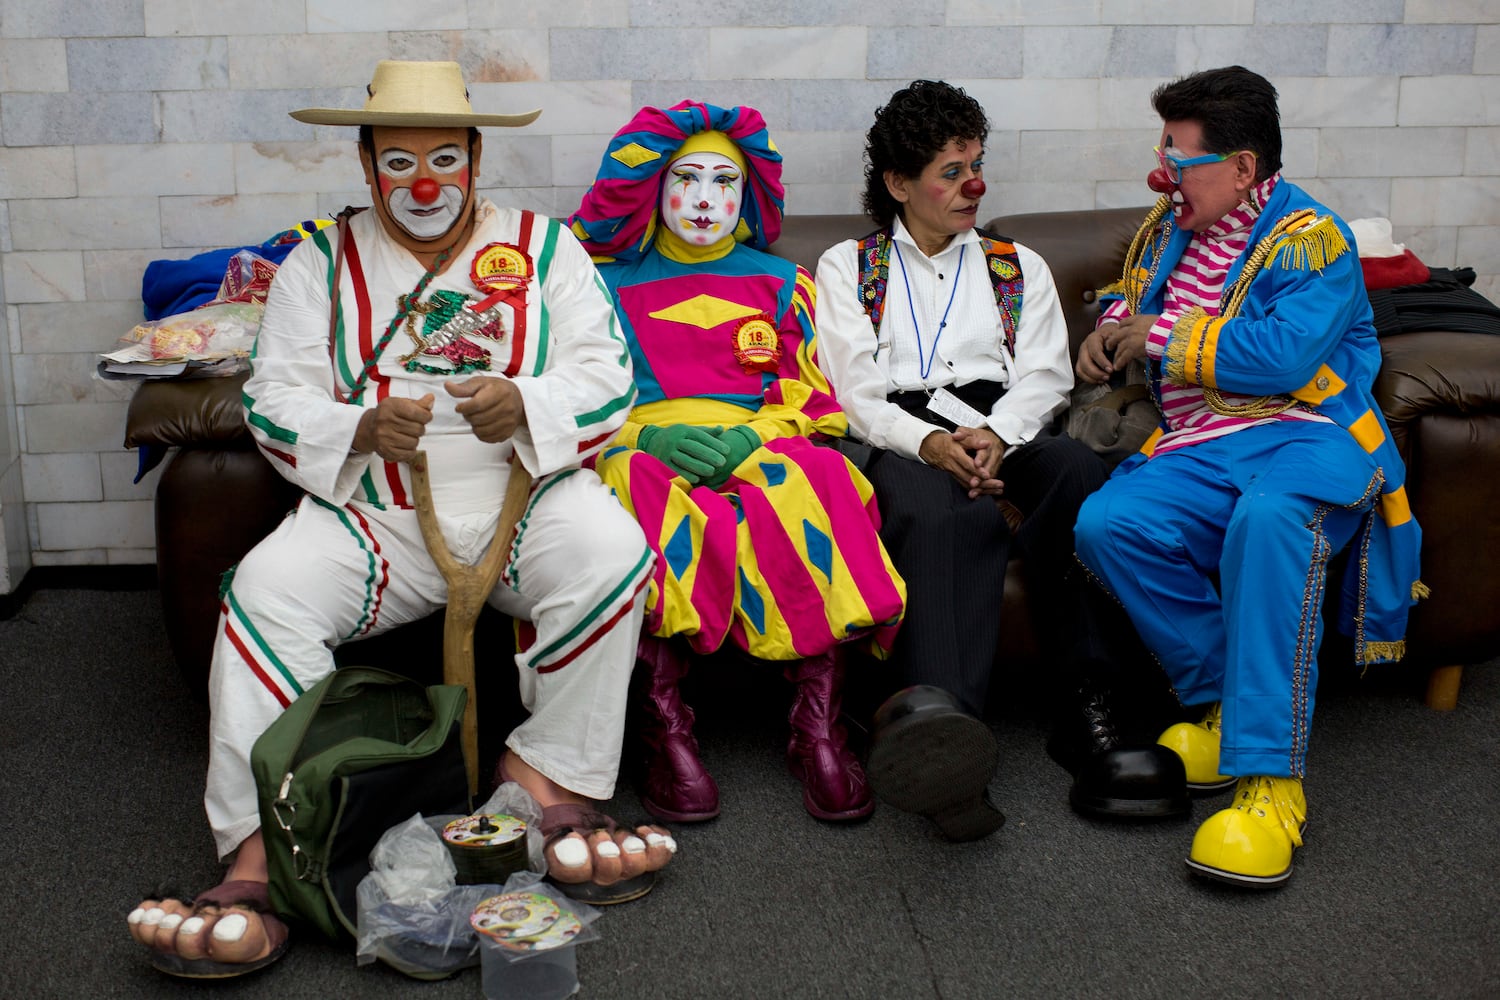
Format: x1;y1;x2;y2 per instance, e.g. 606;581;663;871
893;239;965;381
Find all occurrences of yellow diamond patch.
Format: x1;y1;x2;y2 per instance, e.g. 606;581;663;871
611;142;663;169
650;294;763;329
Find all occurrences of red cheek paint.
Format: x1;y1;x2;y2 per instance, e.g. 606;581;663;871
378;176;396;196
669;194;683;210
725;199;736;214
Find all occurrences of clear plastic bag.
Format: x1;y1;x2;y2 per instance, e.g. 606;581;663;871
117;300;264;361
354;784;554;980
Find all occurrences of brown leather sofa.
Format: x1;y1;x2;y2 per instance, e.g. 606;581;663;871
124;207;1500;709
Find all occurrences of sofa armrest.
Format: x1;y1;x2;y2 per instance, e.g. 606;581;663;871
1375;330;1500;460
124;372;252;449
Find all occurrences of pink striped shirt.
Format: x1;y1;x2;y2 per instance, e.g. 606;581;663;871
1102;174;1328;455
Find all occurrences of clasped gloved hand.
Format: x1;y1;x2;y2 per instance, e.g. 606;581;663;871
637;424;732;484
702;425;761;489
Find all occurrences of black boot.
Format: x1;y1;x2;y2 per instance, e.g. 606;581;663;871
1046;677;1189;821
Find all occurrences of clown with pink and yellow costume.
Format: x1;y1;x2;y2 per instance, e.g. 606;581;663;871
569;101;906;825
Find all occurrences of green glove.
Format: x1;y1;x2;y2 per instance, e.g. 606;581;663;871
703;424;762;489
637;424;731;484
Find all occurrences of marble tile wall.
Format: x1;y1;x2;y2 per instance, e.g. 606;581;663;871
0;0;1495;577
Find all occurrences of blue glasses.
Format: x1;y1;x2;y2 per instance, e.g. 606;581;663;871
1153;145;1247;184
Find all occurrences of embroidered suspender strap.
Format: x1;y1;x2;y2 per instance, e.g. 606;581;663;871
855;229;892;341
855;227;1026;357
974;228;1024;357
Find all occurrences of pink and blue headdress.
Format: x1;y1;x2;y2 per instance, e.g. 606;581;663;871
568;100;785;262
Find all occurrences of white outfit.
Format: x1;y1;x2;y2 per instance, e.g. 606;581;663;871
813;216;1073;459
205;200;651;859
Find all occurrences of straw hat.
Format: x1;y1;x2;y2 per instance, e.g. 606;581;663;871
290;60;541;128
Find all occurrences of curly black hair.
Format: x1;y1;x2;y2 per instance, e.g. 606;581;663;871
861;80;991;229
1151;66;1282;182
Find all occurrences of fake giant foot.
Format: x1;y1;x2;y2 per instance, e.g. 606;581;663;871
540;803;676;904
497;751;676;905
128;877;289;979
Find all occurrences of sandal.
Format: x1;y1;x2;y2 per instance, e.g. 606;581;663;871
493;753;664;905
147;879;290;980
537;801;658;905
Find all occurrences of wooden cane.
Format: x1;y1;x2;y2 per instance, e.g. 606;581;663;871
410;449;533;797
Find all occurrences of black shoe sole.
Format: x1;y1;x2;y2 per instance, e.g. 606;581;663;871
866;710;1003;842
1070;788;1192;821
1185;858;1292;889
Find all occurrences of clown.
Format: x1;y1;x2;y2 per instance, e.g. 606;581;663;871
127;61;675;980
569;102;907;825
1074;66;1423;888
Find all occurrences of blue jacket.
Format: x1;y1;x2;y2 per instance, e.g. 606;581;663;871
1116;179;1422;664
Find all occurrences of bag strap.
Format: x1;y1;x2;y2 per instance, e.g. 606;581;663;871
326;205;365;403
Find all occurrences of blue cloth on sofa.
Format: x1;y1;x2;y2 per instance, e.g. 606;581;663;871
139;220;333;320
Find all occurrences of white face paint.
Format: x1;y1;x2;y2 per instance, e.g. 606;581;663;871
376;142;471;240
659;150;744;247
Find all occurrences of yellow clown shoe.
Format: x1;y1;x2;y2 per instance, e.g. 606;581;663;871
1157;702;1236;794
1186;775;1307;888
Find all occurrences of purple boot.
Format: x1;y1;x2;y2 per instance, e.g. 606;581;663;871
785;649;875;822
635;636;719;822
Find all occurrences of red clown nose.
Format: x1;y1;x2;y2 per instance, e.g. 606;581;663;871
1147;167;1175;194
410;177;441;205
961;178;986;199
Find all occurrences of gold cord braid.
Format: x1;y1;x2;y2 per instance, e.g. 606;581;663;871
1198;208;1324;418
1121;197;1172;315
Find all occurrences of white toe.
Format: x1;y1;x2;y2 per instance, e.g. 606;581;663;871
596;840;621;859
159;913;184;932
553;837;590;869
621;835;646;855
180;916;206;935
127;907;147;926
211;912;248;943
141;907;165;927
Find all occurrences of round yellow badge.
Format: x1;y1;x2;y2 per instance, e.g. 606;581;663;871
471;242;531;293
732;315;782;373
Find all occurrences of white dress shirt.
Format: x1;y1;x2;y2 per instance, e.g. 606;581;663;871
814;215;1074;462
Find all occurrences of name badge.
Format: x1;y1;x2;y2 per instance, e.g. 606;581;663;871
926;387;987;428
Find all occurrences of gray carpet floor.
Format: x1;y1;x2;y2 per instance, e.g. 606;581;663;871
2;587;1497;999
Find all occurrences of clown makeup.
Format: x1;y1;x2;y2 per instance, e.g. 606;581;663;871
1147;121;1255;233
659;153;744;247
885;138;985;256
371;130;473;240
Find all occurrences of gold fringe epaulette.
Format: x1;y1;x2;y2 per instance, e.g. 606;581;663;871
1095;279;1126;298
1273;213;1350;273
1412;580;1431;601
1361;640;1407;665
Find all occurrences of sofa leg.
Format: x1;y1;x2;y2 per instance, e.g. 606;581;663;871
1425;664;1463;711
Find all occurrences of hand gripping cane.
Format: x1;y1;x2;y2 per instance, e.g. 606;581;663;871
410;450;532;797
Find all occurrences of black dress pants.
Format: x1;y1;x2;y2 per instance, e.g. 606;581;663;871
863;430;1113;717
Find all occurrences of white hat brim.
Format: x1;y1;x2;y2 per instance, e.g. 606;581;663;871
289;108;542;128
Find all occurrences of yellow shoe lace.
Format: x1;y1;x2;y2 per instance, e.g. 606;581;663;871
1234;776;1305;848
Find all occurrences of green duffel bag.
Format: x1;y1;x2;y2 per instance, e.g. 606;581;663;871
251;666;471;942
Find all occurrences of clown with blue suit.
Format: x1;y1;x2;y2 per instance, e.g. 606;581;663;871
1074;66;1423;888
